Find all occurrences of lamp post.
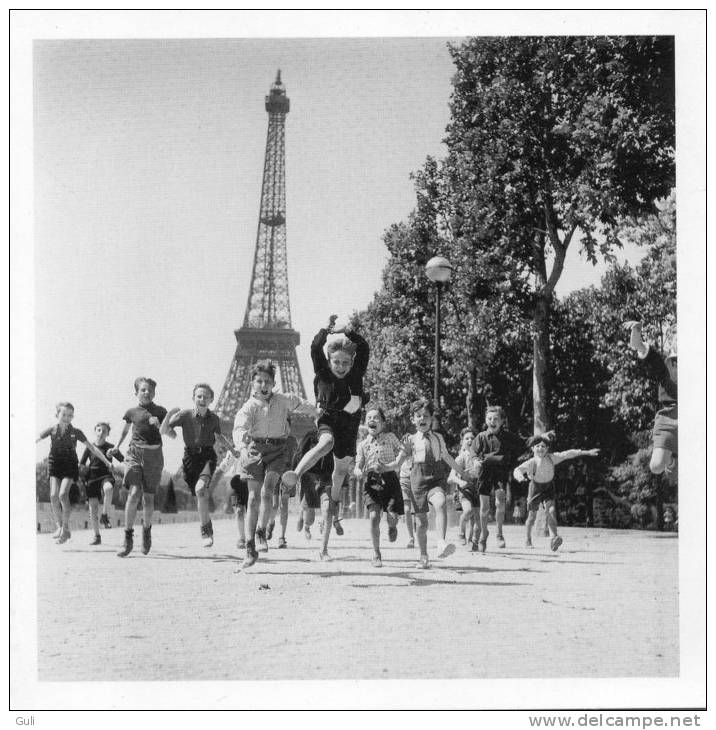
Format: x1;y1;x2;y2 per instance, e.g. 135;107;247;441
425;256;453;415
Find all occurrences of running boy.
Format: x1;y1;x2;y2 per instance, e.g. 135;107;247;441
281;315;369;547
398;399;468;569
513;432;599;550
37;403;113;544
625;321;677;476
354;407;404;568
80;422;123;544
109;377;171;557
162;383;228;548
233;361;317;568
447;427;479;548
470;406;526;552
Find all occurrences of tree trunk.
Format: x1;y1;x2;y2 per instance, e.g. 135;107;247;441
533;294;551;434
466;367;481;430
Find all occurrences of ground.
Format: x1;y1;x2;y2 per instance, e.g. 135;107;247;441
37;517;678;681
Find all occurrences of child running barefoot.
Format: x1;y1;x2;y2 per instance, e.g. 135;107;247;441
37;403;113;544
109;377;171;557
398;399;468;569
354;407;405;568
80;422;123;544
282;315;369;561
470;406;526;552
447;428;479;548
513;433;600;551
625;321;678;476
162;383;228;548
233;361;317;568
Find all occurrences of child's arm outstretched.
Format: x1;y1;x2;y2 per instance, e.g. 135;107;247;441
550;448;600;466
108;422;131;459
513;458;535;483
625;321;676;395
81;438;112;468
36;426;53;443
310;315;336;375
447;452;468;489
160;408;182;439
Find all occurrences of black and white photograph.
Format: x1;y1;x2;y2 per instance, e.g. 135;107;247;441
10;9;706;719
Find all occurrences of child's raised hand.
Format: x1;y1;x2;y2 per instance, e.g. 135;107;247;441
327;314;338;333
586;448;600;457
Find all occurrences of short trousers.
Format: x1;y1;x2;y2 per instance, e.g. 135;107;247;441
229;475;249;509
299;474;326;509
48;454;79;481
363;470;405;515
84;476;114;500
652;404;677;454
527;480;555;511
478;479;509;498
240;439;289;481
123;445;164;495
458;484;480;508
317;410;361;459
409;463;446;514
181;447;217;495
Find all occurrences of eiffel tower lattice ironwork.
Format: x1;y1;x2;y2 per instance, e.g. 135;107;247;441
215;71;308;428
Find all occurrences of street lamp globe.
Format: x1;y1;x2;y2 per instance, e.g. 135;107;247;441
425;256;453;283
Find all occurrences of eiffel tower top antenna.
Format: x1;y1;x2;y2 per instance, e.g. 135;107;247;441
215;72;308;426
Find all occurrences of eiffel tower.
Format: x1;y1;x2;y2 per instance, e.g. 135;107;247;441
215;71;310;434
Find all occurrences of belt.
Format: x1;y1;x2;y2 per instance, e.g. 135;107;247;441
252;437;286;445
185;445;215;454
132;443;161;450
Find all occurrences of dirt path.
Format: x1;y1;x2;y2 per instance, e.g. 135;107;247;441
36;518;678;681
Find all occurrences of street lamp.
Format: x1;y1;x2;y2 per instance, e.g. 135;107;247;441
425;256;453;413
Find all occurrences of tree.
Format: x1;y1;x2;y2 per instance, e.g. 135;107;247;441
441;36;675;432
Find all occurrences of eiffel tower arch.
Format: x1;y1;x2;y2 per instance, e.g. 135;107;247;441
215;72;313;440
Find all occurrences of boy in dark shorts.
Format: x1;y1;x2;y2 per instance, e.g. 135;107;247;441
109;377;171;557
233;361;317;568
265;434;298;549
470;406;526;552
37;402;112;544
514;433;599;550
162;383;228;548
626;321;677;476
294;430;334;542
447;428;479;547
281;315;369;558
80;422;123;545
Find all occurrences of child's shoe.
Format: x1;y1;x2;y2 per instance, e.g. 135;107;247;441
333;517;344;536
141;526;152;555
304;526;312;541
100;513;112;529
436;540;455;559
56;527;71;544
236;538;246;550
278;537;287;549
459;532;467;546
478;529;488;553
416;555;430;569
51;526;62;539
200;522;214;548
117;529;134;557
406;538;415;549
496;533;506;549
266;520;275;541
90;534;101;546
371;552;383;568
318;549;331;561
242;540;258;568
525;539;534;549
550;535;563;552
256;527;269;552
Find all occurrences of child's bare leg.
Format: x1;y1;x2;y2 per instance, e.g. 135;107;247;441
525;508;536;546
650;447;675;475
102;481;113;519
292;433;334;479
88;497;100;535
494;488;506;538
258;472;279;531
195;476;211;526
330;455;352;502
278;493;289;538
429;489;448;541
404;503;415;542
319;496;333;556
459;498;472;539
49;477;62;530
235;504;246;543
124;486;141;530
58;478;73;528
142;492;154;527
545;501;559;538
304;505;315;528
415;513;429;558
369;507;381;557
244;479;262;541
479;494;490;539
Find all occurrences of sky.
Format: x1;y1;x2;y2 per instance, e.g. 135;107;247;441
31;35;662;470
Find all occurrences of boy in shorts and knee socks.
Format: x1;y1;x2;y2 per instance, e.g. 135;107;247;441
282;315;369;560
109;377;171;557
233;361;317;568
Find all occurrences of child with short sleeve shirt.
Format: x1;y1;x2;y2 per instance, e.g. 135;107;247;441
37;402;112;544
109;377;171;558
